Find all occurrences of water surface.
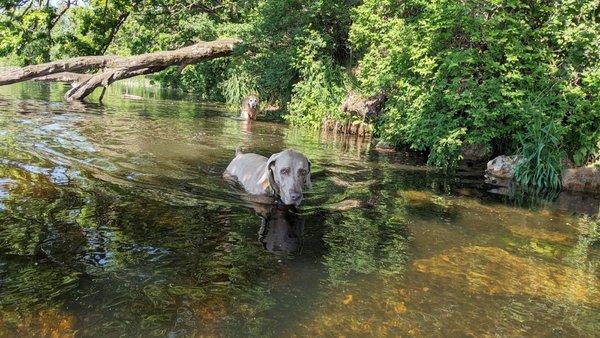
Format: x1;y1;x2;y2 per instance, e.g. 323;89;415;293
0;83;598;337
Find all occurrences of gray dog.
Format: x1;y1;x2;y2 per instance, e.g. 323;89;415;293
224;148;312;206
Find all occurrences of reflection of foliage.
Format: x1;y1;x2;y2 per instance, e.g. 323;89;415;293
378;215;411;277
580;215;600;246
0;141;281;336
0;263;81;311
566;214;600;271
0;164;60;257
324;211;411;284
0;130;16;156
324;212;380;281
321;158;412;284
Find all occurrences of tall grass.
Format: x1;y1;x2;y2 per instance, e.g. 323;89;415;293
514;117;565;190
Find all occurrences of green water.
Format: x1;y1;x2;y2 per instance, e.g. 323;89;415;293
0;83;598;337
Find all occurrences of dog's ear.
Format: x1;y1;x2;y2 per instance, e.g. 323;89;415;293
304;159;312;189
267;154;280;195
259;153;280;194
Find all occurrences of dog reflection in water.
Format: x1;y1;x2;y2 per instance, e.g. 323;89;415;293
255;204;304;255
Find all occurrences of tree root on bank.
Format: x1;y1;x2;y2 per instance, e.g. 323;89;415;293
322;118;373;137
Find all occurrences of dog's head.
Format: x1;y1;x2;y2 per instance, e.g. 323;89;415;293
247;95;259;109
260;149;312;206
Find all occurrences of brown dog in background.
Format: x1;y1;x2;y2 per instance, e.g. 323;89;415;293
240;95;260;120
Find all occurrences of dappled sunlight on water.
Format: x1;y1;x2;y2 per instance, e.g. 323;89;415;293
0;83;598;336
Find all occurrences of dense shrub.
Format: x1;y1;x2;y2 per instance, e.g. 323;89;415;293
237;0;357;110
286;30;346;128
349;0;600;168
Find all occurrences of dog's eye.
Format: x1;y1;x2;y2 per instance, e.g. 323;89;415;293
298;169;307;176
280;168;290;175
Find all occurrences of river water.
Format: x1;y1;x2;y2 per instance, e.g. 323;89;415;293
0;83;598;337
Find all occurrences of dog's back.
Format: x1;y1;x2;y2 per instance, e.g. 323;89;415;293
224;150;269;194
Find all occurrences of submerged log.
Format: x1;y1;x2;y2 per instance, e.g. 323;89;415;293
0;38;240;101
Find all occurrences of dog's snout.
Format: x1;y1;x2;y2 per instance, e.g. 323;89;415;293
290;192;302;202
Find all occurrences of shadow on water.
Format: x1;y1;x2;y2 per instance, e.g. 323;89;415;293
0;83;598;337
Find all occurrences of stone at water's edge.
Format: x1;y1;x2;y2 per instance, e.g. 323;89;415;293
484;155;523;186
486;155;600;194
555;190;600;215
339;90;386;120
562;167;600;193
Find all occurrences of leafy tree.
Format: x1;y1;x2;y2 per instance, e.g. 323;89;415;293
1;0;598;187
349;0;599;170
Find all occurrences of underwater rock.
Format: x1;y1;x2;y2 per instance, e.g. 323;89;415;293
413;246;599;304
399;190;454;210
399;190;433;205
504;224;574;245
0;308;75;337
328;199;363;211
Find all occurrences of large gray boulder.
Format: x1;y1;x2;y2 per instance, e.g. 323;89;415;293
485;155;523;186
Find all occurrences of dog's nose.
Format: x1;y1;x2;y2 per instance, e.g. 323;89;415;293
290;193;302;202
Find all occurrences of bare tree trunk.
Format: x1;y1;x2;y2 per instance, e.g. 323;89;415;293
0;38;240;101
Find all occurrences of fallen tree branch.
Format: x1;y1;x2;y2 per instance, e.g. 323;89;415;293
64;67;159;101
0;38;240;101
32;72;91;84
0;56;113;85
